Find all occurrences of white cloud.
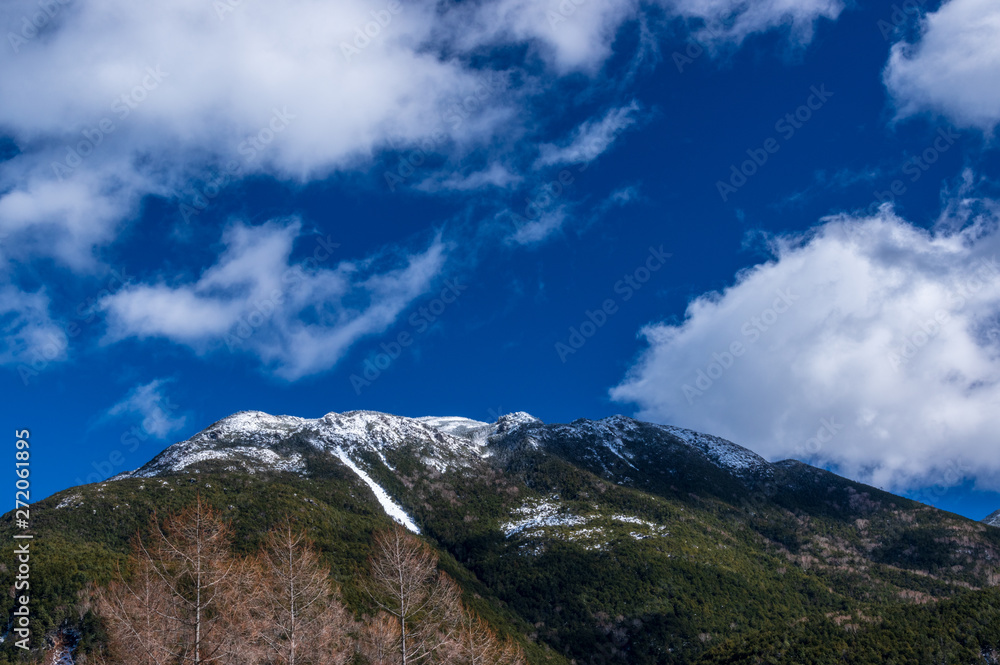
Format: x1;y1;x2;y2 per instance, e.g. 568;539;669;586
0;0;846;271
0;0;516;270
0;167;152;272
668;0;843;47
884;0;1000;131
107;379;186;439
441;0;642;74
99;220;447;380
535;102;641;168
611;202;1000;492
0;284;67;367
416;163;523;192
507;208;569;246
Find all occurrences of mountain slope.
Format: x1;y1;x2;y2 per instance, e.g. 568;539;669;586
6;409;1000;665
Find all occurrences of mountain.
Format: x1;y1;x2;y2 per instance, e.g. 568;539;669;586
984;509;1000;527
7;409;1000;664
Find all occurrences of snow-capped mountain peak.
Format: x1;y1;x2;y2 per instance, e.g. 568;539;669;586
112;408;773;532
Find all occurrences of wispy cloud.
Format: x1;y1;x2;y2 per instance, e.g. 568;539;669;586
0;284;66;367
107;379;186;439
507;208;570;247
100;220;448;380
535;102;642;168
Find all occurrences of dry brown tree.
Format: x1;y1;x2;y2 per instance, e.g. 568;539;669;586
448;609;527;665
95;498;254;665
359;611;402;665
364;525;461;665
253;522;356;665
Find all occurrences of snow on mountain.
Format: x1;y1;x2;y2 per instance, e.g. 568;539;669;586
114;410;490;527
416;416;489;439
654;423;771;475
117;408;771;486
526;414;771;478
488;412;544;439
499;496;672;554
984;510;1000;527
115;411;310;478
333;447;420;533
112;407;773;532
500;496;587;538
118;409;490;480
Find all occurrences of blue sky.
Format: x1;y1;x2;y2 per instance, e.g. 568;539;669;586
3;0;1000;520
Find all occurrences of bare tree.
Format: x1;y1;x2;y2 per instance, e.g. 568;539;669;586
448;609;526;665
94;547;175;665
95;498;253;665
359;611;402;665
253;522;355;665
364;526;460;665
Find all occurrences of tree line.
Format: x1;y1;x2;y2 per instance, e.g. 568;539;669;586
86;499;525;665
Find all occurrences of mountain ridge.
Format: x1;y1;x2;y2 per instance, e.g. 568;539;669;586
11;407;1000;665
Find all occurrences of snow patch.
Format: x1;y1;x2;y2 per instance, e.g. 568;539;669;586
55;494;82;509
130;446;305;477
501;498;670;553
417;416;490;441
658;424;769;474
334;448;420;534
500;498;587;538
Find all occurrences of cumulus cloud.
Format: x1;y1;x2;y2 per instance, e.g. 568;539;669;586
100;220;447;380
611;202;1000;492
884;0;1000;131
107;379;186;439
0;0;516;270
441;0;642;74
0;0;849;381
0;0;847;271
